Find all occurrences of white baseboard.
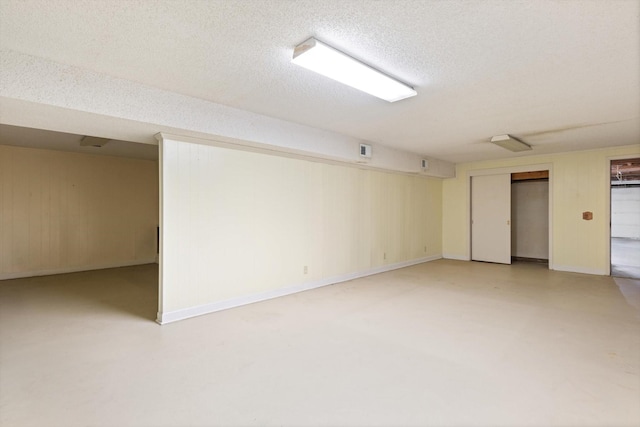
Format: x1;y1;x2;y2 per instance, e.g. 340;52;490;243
157;254;442;325
0;259;158;281
442;253;470;261
440;257;606;275
551;264;608;276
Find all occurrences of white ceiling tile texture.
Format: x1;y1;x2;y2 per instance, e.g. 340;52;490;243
1;0;638;162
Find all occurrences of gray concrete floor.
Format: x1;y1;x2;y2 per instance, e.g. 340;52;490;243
611;237;640;279
1;261;639;427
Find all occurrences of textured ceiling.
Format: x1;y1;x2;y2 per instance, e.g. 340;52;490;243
0;0;638;163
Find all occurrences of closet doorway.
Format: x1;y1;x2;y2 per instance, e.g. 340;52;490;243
511;171;549;264
471;168;550;266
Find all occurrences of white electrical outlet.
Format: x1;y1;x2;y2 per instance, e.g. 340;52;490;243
303;266;308;274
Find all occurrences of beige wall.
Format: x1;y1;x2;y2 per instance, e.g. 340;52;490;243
443;145;640;274
159;137;442;322
0;145;158;279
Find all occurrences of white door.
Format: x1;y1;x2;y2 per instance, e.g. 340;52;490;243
471;174;511;264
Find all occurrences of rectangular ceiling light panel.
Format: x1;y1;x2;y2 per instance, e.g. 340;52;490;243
80;136;111;147
292;38;417;102
490;134;532;152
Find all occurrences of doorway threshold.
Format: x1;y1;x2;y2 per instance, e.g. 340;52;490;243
512;256;549;266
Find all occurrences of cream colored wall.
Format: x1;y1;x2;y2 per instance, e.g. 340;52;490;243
442;145;640;274
0;145;159;279
159;137;442;318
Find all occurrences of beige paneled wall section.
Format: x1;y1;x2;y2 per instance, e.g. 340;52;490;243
0;145;158;279
442;145;640;275
160;138;442;318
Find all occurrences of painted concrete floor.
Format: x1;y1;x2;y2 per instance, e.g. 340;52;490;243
1;260;639;427
611;237;640;279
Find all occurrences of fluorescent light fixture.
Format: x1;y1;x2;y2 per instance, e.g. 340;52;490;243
490;134;532;152
292;38;417;102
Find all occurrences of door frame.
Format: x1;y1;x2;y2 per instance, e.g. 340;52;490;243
606;154;640;277
467;163;554;269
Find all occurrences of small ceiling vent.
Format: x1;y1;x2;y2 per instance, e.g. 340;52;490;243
359;143;372;159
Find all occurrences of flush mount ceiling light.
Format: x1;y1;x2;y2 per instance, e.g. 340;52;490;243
80;136;111;148
490;134;532;152
292;38;417;102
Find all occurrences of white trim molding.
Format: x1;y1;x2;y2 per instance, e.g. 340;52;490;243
156;255;442;324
